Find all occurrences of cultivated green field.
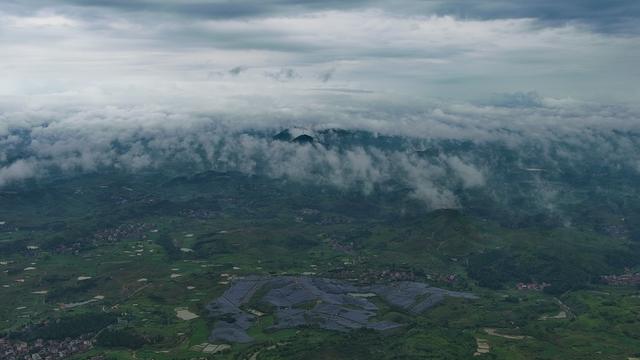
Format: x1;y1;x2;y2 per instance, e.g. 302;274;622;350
1;171;639;359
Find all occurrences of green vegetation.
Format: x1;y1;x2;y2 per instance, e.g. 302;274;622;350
1;170;639;359
10;313;117;341
96;328;150;349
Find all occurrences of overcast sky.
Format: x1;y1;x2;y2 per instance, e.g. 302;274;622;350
1;0;639;108
2;1;640;206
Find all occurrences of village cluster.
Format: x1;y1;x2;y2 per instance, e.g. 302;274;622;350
602;271;640;286
0;336;93;360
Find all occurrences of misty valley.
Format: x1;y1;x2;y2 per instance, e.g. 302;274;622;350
2;0;640;358
1;128;640;359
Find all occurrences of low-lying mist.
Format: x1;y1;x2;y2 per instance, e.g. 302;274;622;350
1;97;639;217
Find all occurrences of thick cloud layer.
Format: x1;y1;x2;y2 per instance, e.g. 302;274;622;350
1;1;639;103
1;1;638;210
5;1;639;34
1;97;639;209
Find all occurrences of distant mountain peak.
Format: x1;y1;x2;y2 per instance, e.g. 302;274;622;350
273;127;314;144
292;134;314;144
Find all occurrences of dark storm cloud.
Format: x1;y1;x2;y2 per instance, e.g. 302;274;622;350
229;66;248;76
264;68;301;81
5;0;639;33
3;0;370;19
318;68;336;83
425;0;640;34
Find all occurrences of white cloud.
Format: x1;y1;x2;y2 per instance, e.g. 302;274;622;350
0;2;638;210
7;14;79;28
0;8;638;103
0;98;638;209
0;159;37;187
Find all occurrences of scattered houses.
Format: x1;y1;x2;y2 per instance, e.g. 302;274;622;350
0;336;93;360
93;223;153;243
191;343;230;354
602;271;640;286
176;308;199;321
516;282;550;291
